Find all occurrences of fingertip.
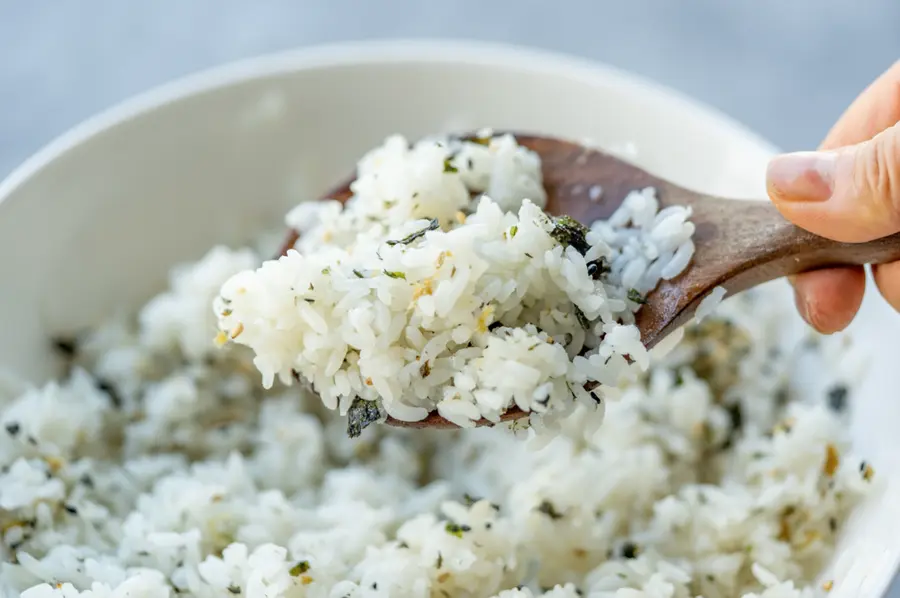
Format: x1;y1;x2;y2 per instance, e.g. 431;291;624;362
792;267;866;333
872;261;900;312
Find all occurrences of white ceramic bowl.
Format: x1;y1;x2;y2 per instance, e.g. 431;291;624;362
1;40;898;596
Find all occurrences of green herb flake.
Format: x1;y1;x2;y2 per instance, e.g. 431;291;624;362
304;298;315;304
549;215;591;255
383;270;407;280
289;561;310;576
321;267;331;275
436;553;443;568
347;398;381;438
524;252;534;259
536;500;564;520
471;135;491;146
227;585;241;594
462;493;480;506
308;283;314;291
221;308;233;317
627;288;647;305
444;522;471;538
443;158;459;173
621;542;639;559
509;225;518;238
386;218;440;247
353;269;365;279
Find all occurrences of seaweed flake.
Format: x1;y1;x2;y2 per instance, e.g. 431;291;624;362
436;553;443;568
386;218;440;247
549;215;591;255
524;252;534;259
289;561;310;576
621;542;639;559
52;337;78;358
827;384;848;413
721;402;744;450
353;269;365;279
4;422;19;436
227;585;241;594
586;257;609;280
96;379;122;409
536;500;563;520
63;504;78;515
627;288;647;305
347;398;382;438
574;306;591;330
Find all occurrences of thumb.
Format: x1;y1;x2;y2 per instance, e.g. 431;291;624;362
767;121;900;243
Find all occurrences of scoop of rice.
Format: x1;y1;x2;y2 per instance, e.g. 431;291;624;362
214;134;695;431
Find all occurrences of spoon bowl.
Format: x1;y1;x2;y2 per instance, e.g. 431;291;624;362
280;133;900;429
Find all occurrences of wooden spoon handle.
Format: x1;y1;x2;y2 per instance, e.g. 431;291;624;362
635;196;900;348
694;196;900;284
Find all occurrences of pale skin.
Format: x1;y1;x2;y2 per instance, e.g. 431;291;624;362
767;60;900;333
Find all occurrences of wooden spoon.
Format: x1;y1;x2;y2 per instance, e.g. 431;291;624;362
279;133;900;430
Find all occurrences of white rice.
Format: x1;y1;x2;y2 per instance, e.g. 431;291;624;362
0;133;875;598
695;286;728;323
215;135;695;429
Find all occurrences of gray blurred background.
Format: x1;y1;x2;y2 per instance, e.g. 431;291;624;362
1;0;899;593
2;1;899;179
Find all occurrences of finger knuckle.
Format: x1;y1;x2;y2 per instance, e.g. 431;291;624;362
855;125;900;220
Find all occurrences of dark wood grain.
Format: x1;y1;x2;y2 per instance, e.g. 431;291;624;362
279;133;900;430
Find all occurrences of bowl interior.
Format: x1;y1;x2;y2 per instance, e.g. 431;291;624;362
0;41;896;596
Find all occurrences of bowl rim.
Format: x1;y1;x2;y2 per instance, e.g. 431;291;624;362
0;38;779;206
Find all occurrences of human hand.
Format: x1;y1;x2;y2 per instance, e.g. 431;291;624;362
766;60;900;333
